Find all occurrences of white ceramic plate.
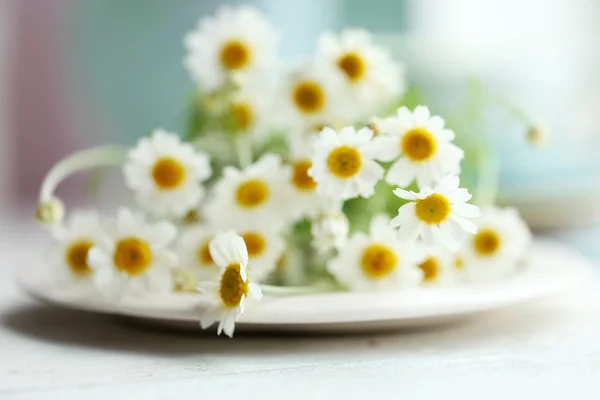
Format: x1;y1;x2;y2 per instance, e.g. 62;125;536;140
18;240;592;333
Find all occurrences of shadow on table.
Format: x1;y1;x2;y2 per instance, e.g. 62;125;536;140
0;299;570;358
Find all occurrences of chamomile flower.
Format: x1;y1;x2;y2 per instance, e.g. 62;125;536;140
88;208;178;298
391;175;480;252
51;210;104;283
204;154;292;230
276;61;348;131
228;71;275;142
462;207;532;282
328;214;423;291
176;225;220;282
318;29;405;118
184;5;279;91
377;106;464;188
311;204;350;254
286;134;328;220
416;250;460;287
236;226;285;282
123;129;212;218
308;126;385;200
198;231;262;337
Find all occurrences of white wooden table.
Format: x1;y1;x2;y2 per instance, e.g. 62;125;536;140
2;217;600;399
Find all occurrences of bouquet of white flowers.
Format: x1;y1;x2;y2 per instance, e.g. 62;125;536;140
36;5;537;337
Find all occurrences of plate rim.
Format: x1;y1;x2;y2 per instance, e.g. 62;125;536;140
17;240;592;326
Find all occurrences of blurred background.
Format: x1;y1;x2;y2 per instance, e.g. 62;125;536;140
1;0;600;252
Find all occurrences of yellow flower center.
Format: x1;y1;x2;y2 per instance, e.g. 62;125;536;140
113;238;152;275
402;128;437;161
291;160;317;191
454;255;465;270
292;81;325;114
219;263;249;308
473;229;501;256
418;257;440;282
152;157;186;190
235;179;270;208
232;102;253;131
337;52;366;82
360;243;398;279
327;146;362;179
197;240;213;265
219;40;251;70
415;194;451;224
241;232;266;257
65;240;94;276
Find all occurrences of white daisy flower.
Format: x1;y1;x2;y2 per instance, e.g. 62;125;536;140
416;250;460;287
308;126;385;200
286;134;328;221
203;154;292;231
462;206;532;282
198;230;263;337
328;214;423;291
377;106;464;188
391;175;480;252
236;226;285;282
176;225;220;282
311;202;349;254
317;29;405;118
88;208;178;297
123;129;212;218
51;210;104;283
184;5;279;91
228;70;275;143
276;61;348;131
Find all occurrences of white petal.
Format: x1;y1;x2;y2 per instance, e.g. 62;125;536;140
248;283;263;300
437;175;460;193
448;188;472;203
146;221;177;247
393;188;418;201
368;136;398;162
395;202;416;222
453;203;481;219
439;222;462;252
386;158;416;187
117;208;137;235
396;216;420;241
209;231;248;268
223;315;236;338
451;214;478;234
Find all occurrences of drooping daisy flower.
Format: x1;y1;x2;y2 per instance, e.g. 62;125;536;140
198;230;262;337
184;5;279;91
317;29;405;118
286;134;328;221
88;208;178;297
51;210;104;283
176;225;220;282
461;206;532;282
123;129;212;218
237;227;285;282
416;251;460;287
204;154;292;230
377;106;464;188
276;61;348;131
328;214;423;291
308;126;385;200
391;175;480;252
311;202;349;253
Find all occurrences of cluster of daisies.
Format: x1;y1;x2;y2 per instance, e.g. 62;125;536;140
42;5;532;337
